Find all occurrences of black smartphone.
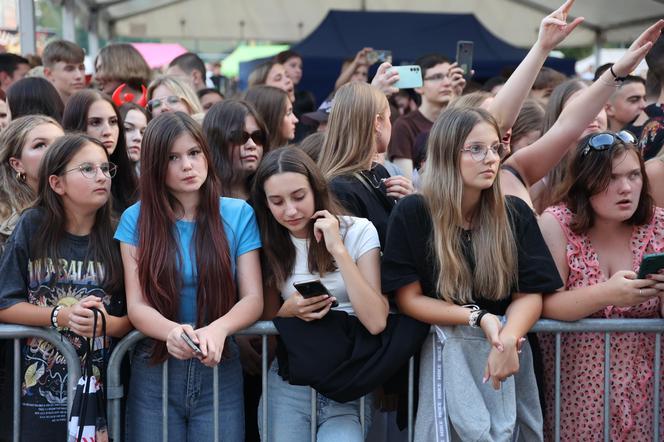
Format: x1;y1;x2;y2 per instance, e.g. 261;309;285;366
293;279;339;308
180;331;202;354
638;252;664;279
456;40;474;78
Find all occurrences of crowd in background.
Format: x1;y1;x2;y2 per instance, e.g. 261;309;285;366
0;1;663;441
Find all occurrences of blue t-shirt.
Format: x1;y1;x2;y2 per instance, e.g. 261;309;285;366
114;197;261;324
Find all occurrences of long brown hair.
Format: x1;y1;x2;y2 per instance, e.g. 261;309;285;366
251;147;342;289
422;107;517;303
554;133;653;233
138;112;235;362
33;134;123;294
244;85;289;148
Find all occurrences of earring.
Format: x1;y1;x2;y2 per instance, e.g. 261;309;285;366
16;171;26;183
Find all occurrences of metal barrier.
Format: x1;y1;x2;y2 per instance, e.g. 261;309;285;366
0;324;82;442
6;319;661;441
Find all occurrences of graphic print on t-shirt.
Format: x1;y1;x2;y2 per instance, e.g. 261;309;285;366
22;257;108;432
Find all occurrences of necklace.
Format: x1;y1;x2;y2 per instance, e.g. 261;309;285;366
358;170;384;189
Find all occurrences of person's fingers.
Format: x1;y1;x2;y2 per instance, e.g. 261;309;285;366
559;0;575;16
492;375;501;390
483;363;490;384
565;17;584;34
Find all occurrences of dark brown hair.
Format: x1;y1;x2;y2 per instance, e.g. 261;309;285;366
33;134;123;294
62;90;138;212
555;134;653;233
244;85;289;148
251;147;342;289
202;99;268;196
138;112;235;362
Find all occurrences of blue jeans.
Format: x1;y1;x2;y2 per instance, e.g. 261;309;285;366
258;360;373;442
126;338;244;442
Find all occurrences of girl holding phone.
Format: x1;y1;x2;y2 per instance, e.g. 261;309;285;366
538;131;664;440
115;112;263;441
0;134;131;441
382;107;562;440
252;147;388;441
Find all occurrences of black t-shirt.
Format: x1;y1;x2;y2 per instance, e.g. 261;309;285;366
381;194;562;315
0;207;124;442
329;163;395;247
639;103;664;161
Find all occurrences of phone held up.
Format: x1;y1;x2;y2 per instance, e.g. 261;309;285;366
456;40;474;78
390;65;423;89
293;279;339;308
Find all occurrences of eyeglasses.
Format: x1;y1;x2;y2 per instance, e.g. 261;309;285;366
147;95;181;111
230;130;266;146
63;162;117;179
461;143;507;162
581;130;637;156
423;73;451;82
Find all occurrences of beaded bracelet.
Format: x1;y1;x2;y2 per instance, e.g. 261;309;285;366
50;305;62;328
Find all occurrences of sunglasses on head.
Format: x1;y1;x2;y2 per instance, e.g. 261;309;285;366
581;130;637;156
230;130;266;146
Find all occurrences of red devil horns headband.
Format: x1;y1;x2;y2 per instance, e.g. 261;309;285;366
111;83;148;108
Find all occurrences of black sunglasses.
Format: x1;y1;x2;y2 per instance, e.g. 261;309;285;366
581;130;637;156
230;130;266;146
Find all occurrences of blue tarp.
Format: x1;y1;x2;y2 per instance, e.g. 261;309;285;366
239;10;576;103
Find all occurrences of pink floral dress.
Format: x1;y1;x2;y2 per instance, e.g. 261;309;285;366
540;204;664;441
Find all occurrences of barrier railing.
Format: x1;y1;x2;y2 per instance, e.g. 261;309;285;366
4;319;663;441
0;324;82;442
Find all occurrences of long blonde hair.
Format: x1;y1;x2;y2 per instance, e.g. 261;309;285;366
318;82;388;179
421;107;517;303
148;75;203;115
0;115;61;222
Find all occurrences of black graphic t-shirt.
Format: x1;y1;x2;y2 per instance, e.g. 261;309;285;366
0;208;124;442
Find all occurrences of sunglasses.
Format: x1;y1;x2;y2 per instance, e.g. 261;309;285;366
581;130;637;156
147;95;181;111
230;130;266;146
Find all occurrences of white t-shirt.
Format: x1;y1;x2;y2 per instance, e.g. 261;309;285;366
279;216;380;315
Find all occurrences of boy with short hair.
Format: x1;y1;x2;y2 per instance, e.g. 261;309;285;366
605;75;647;135
42;40;86;103
0;53;30;94
387;54;465;179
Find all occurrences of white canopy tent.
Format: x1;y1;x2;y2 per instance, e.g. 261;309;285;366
15;0;664;56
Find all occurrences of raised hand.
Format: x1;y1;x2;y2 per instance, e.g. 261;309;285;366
311;210;345;255
536;0;584;52
612;20;664;77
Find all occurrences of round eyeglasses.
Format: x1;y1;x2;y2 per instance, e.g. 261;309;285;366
63;162;117;179
581;130;637;156
461;143;507;162
147;95;181;111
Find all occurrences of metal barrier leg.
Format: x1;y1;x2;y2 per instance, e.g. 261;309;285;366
603;332;611;442
213;364;219;442
262;335;268;442
310;388;317;441
13;339;20;442
654;333;661;442
554;333;561;442
162;362;168;442
408;356;414;442
360;396;365;435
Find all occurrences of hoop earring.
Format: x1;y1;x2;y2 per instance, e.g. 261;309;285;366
16;171;26;183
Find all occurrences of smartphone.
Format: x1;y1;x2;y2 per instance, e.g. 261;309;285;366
293;279;339;308
456;40;474;78
180;331;202;354
367;49;392;65
637;252;664;279
390;65;423;89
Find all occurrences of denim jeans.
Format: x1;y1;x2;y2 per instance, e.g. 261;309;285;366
258;360;373;442
126;338;244;442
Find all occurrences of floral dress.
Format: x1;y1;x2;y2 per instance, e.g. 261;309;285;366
540;204;664;441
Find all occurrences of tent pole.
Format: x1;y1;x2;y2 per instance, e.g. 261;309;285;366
594;30;604;73
17;0;36;54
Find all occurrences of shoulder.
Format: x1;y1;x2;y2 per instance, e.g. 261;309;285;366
394;193;428;217
220;197;254;217
12;207;44;238
119;202;142;221
340;215;376;235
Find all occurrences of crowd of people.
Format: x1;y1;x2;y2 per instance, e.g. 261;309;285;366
0;1;663;441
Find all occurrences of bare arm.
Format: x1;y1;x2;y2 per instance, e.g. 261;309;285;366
335;47;371;91
336;247;388;334
505;19;664;187
538;211;658;320
488;0;584;135
392;158;413;180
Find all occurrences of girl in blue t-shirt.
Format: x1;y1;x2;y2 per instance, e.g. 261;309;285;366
115;112;263;441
